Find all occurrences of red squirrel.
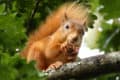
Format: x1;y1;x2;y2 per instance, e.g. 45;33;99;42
21;2;89;70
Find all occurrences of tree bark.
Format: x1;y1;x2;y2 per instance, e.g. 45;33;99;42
47;51;120;80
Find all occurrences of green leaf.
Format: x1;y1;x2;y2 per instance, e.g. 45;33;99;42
100;0;120;19
0;65;18;80
89;0;100;12
0;14;27;52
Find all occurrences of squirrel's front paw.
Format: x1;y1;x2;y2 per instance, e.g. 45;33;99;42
60;42;74;53
60;42;79;57
46;61;63;71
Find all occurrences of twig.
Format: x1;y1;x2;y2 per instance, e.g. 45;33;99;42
26;0;41;35
103;28;120;48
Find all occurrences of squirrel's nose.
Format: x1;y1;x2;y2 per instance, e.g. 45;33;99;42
71;37;78;43
73;37;78;42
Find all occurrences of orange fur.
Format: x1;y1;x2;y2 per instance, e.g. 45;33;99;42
21;2;89;70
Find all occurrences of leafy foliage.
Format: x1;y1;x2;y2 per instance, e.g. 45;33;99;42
0;0;120;80
86;0;120;52
100;0;120;19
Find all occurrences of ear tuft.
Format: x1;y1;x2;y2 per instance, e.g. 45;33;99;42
62;12;69;22
64;13;68;20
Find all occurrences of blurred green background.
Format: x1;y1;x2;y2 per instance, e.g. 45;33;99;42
0;0;120;80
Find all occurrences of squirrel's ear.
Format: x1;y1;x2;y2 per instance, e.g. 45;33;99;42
62;13;69;22
81;22;88;32
81;18;88;31
81;18;86;26
64;13;68;20
84;26;88;32
78;21;87;33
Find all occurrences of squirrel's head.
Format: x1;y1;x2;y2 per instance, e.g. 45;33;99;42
53;2;88;45
57;13;87;46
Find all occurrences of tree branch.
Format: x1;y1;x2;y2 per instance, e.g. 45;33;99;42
47;51;120;80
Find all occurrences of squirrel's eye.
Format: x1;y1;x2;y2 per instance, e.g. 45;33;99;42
64;25;69;29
